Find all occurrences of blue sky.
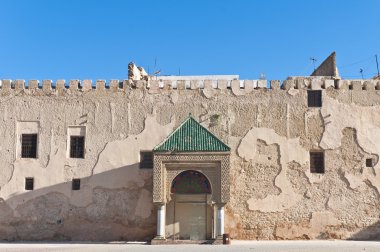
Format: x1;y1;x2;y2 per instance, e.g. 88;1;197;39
1;0;379;81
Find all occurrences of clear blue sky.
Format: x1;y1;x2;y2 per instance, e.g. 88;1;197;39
1;0;379;81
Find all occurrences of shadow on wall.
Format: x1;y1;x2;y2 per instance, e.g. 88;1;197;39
0;163;156;242
350;221;380;241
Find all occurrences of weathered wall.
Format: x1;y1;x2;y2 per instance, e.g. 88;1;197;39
1;77;380;241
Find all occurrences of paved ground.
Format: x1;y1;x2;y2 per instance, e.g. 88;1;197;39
0;240;379;252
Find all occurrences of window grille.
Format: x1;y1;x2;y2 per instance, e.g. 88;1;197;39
72;179;81;190
140;151;153;169
308;90;322;107
366;158;373;167
70;136;85;158
310;152;325;173
21;134;38;158
25;178;34;190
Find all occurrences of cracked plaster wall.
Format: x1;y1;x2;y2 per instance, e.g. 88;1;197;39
1;80;380;240
0;91;175;241
226;87;380;240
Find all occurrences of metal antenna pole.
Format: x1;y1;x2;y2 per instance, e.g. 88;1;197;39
376;54;380;77
154;57;157;74
360;68;364;79
310;57;317;71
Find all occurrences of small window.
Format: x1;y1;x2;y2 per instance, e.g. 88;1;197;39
140;151;153;169
70;136;85;158
25;178;34;190
21;134;38;158
72;179;81;190
366;158;373;167
308;90;322;107
310;152;325;173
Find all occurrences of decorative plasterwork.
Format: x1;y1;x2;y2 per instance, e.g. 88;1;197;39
153;153;230;204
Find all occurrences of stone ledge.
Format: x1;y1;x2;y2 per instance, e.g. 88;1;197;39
150;239;223;245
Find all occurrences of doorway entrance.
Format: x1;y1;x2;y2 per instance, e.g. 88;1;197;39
166;170;213;240
152;115;230;243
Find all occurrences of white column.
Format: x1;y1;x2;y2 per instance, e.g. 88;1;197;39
216;204;225;238
156;203;166;239
213;205;217;238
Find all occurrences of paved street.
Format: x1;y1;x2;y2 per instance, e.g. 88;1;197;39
0;240;379;252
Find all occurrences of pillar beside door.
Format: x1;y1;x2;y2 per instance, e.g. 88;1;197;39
215;204;225;239
155;203;166;239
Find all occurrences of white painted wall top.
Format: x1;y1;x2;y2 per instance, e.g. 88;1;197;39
153;75;239;81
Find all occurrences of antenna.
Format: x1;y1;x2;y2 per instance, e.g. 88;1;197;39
153;57;161;78
154;57;157;76
178;67;181;76
310;57;317;71
359;68;364;79
376;54;380;77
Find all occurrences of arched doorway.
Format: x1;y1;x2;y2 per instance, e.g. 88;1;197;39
166;170;213;240
171;170;212;194
152;115;231;243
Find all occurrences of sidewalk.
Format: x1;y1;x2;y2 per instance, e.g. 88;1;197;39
0;240;379;252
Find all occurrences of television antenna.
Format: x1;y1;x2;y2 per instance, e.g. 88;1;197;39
153;57;161;76
310;57;317;71
359;68;364;79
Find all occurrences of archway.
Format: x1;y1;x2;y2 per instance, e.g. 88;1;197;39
171;170;212;194
166;170;213;240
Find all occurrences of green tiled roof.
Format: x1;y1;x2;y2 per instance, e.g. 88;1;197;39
154;116;230;152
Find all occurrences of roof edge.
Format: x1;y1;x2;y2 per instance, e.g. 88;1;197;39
153;115;230;152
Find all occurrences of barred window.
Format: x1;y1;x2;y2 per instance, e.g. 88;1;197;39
70;136;85;158
308;90;322;107
366;158;373;167
310;152;325;173
72;179;81;190
25;177;34;190
140;151;153;169
21;134;38;158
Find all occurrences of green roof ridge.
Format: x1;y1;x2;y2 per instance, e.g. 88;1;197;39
154;116;230;152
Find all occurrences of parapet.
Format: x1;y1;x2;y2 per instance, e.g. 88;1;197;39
1;77;380;96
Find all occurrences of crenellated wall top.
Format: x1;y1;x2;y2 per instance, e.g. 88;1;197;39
1;77;380;95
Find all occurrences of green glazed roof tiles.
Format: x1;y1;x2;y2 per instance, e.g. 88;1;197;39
154;116;230;152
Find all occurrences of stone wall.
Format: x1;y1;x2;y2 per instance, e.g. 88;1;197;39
1;77;380;241
1;78;380;93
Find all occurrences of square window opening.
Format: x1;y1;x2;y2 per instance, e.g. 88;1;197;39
310;152;325;174
72;179;81;190
21;134;38;158
25;177;34;190
70;136;85;158
366;158;373;167
140;151;153;169
308;90;322;107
